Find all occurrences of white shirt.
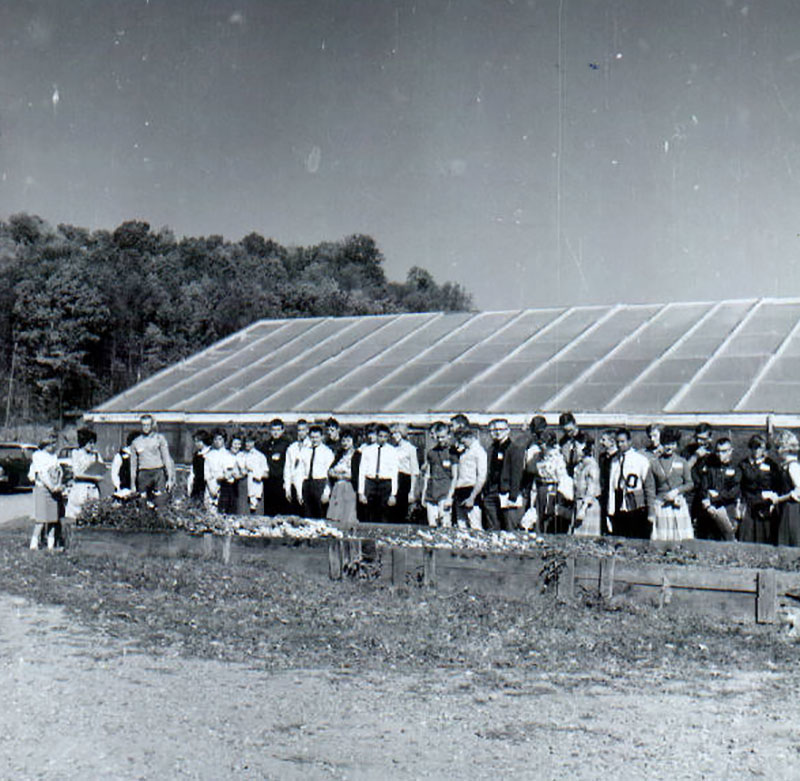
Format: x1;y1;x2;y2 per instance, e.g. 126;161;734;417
455;440;488;490
28;449;60;490
204;447;237;497
358;443;399;495
284;439;311;495
394;439;420;477
71;448;103;480
299;443;335;481
241;448;269;499
607;448;653;516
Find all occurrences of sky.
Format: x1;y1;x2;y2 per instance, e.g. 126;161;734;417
2;0;800;310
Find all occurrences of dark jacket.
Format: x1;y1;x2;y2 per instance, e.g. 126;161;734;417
487;436;526;498
696;456;741;508
260;436;290;481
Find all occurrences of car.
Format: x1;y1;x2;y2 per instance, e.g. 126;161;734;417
0;443;37;491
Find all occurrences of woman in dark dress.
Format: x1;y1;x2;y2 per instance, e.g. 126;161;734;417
738;434;781;544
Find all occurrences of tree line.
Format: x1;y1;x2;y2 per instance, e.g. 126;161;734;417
0;214;472;425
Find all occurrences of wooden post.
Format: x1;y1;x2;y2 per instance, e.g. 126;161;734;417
557;554;576;600
599;557;615;599
222;535;231;565
391;547;408;587
423;547;437;588
202;532;214;559
757;570;777;624
343;539;362;569
659;572;672;608
328;540;343;580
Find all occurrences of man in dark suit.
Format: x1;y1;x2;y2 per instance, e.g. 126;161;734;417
259;419;290;516
482;418;526;531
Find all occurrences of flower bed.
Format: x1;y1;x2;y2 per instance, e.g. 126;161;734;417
77;498;344;541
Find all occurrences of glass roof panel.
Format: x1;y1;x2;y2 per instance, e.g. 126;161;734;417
551;383;626;412
129;320;325;411
611;383;687;413
188;319;371;411
502;385;562;413
777;336;800;357
739;382;800;413
672;382;752;412
719;332;789;357
249;315;437;408
753;355;800;383
700;356;769;384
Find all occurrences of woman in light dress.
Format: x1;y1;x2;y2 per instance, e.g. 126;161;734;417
533;431;571;534
572;432;602;537
327;429;358;525
28;436;63;550
769;429;800;547
649;427;694;541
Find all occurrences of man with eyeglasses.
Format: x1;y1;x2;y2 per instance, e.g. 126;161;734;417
694;437;741;541
483;418;526;531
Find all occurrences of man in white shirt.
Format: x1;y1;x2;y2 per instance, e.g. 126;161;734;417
284;419;310;514
299;425;335;519
454;427;487;530
390;423;420;523
358;424;399;523
607;428;656;538
242;434;269;514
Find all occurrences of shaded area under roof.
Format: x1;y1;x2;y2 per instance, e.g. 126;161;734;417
94;298;800;418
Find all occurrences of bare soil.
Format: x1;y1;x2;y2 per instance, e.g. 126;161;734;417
1;523;800;779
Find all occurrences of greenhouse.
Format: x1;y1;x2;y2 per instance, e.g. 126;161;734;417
86;297;800;458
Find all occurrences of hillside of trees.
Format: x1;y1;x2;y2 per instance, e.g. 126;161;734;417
0;214;473;425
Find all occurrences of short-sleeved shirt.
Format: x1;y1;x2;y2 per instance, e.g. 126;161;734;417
425;445;455;502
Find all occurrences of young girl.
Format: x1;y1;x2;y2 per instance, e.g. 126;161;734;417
28;437;63;550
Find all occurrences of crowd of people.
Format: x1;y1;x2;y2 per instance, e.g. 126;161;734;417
26;412;800;549
175;412;800;547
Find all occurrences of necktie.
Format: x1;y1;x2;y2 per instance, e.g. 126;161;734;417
309;445;316;478
376;445;382;477
617;454;626;491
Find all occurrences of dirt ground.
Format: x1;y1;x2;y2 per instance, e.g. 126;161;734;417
2;519;800;779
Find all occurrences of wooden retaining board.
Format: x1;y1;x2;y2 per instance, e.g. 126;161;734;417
74;529;332;581
74;529;800;623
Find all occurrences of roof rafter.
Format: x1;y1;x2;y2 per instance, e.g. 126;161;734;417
340;311;482;412
295;313;446;410
542;303;666;409
602;301;721;411
134;319;305;410
384;309;526;409
211;316;375;412
734;308;800;410
97;316;288;412
664;298;763;412
168;318;337;411
250;314;405;410
436;306;573;408
488;304;621;412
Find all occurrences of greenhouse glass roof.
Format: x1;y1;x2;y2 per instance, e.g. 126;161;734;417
93;298;800;420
